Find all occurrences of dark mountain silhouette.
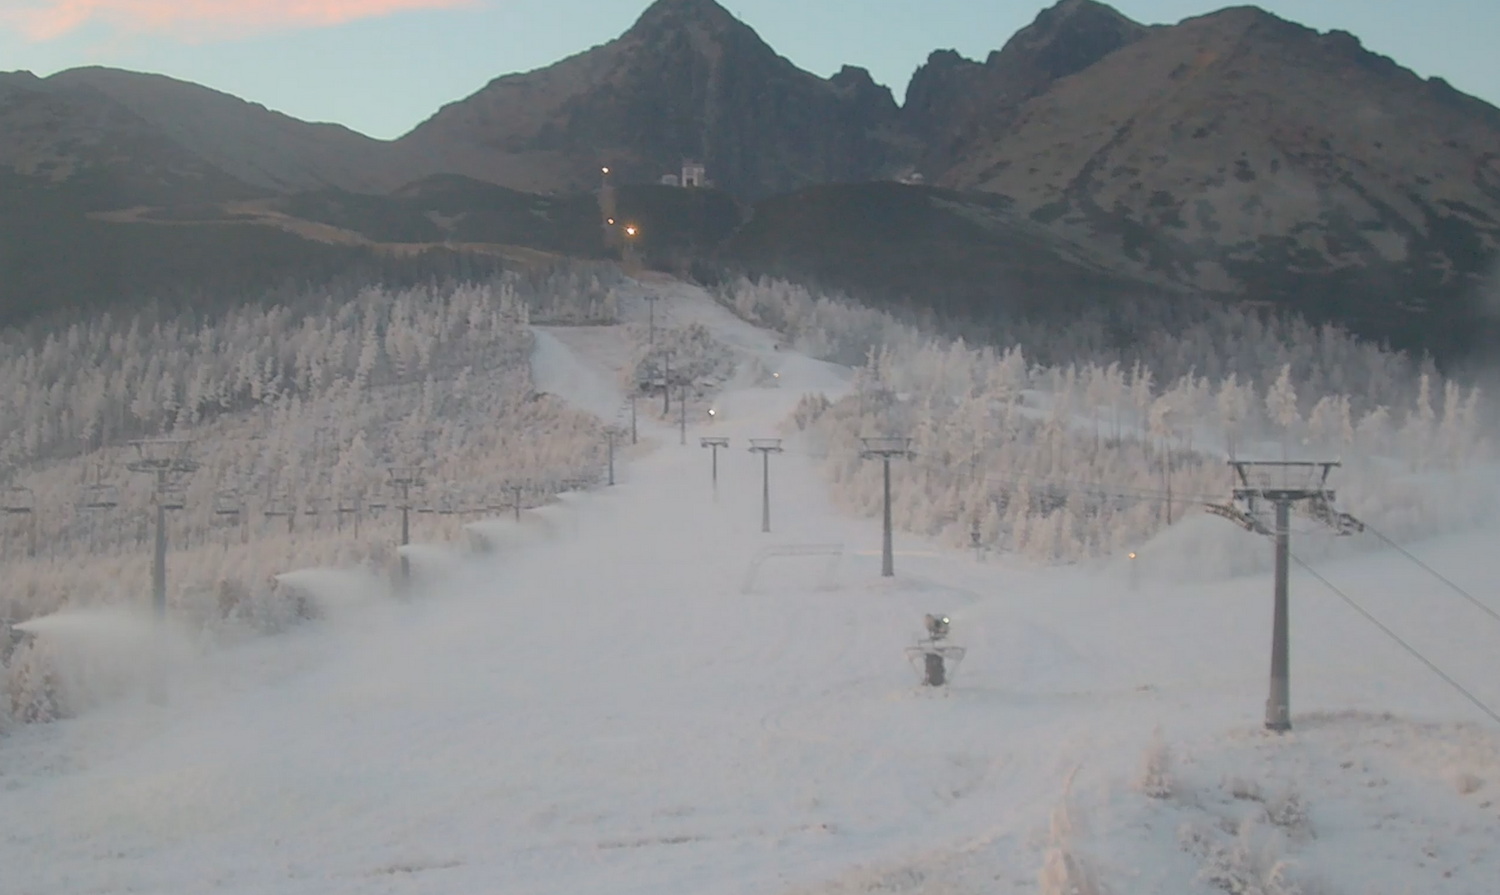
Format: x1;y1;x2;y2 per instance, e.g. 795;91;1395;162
393;0;910;198
3;0;1499;358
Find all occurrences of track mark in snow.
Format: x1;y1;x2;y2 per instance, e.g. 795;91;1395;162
596;822;839;852
597;833;707;850
367;858;464;876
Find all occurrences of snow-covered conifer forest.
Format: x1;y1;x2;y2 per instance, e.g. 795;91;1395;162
2;265;1498;895
3;266;1494;713
0;267;624;639
714;277;1493;573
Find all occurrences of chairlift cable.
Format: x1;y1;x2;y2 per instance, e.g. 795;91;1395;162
1291;551;1500;728
784;446;1223;506
1359;523;1500;627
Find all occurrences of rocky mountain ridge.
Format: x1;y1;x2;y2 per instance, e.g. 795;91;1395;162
394;0;910;198
939;6;1500;312
3;0;1499;358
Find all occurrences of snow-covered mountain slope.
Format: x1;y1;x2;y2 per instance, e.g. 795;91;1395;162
3;280;1499;894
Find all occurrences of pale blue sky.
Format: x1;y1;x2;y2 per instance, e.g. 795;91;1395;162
1;0;1495;140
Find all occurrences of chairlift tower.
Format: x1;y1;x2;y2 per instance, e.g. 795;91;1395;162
304;492;329;530
387;466;425;585
1206;460;1363;732
606;427;623;485
503;482;526;522
213;489;244;549
860;437;915;578
125;439;199;622
662;350;674;417
336;492;362;536
701;437;729;493
262;490;296;535
748;439;784;533
3;484;37;559
79;477;119;553
644;294;660;345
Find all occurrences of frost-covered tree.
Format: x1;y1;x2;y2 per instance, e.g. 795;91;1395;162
1264;364;1300;459
715;276;1494;568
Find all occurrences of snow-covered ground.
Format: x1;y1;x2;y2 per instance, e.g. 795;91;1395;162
3;281;1500;894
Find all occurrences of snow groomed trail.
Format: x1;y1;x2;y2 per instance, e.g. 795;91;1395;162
3;279;1499;894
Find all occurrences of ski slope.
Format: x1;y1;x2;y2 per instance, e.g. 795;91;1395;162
3;282;1500;894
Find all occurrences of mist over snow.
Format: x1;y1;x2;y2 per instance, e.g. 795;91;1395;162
2;270;1499;893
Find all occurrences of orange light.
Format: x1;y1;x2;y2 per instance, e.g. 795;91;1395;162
625;225;638;237
601;166;610;174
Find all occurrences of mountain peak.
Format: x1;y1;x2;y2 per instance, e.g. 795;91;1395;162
1039;0;1136;25
990;0;1147;75
399;0;903;198
629;0;743;35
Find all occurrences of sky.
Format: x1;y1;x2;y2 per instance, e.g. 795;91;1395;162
1;0;1497;141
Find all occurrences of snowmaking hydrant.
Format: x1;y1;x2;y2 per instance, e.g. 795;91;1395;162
905;613;966;687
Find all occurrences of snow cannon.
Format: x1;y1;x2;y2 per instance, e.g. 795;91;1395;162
1;617;33;664
906;613;965;688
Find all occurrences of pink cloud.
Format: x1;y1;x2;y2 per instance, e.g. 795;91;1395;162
3;0;478;41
